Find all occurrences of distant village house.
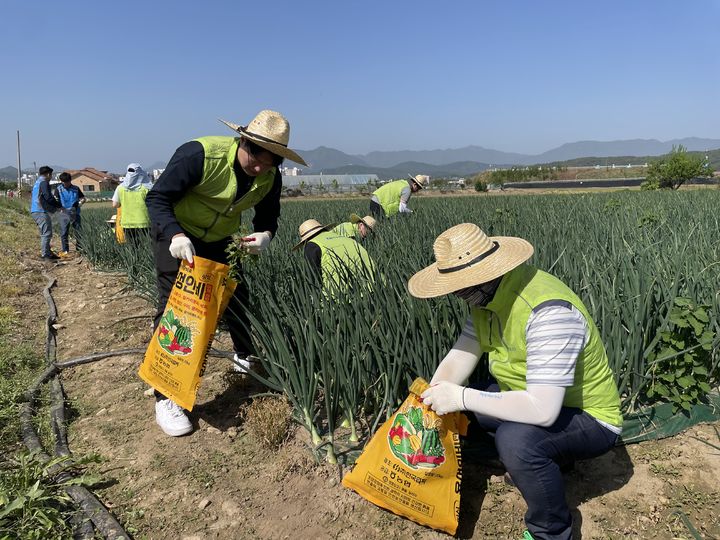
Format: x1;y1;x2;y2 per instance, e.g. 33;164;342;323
65;168;118;192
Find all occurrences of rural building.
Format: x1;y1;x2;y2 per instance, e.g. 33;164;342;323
65;168;118;193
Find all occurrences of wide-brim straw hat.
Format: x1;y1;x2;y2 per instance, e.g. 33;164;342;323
408;174;425;189
219;110;308;166
292;218;337;251
408;223;534;298
350;213;377;232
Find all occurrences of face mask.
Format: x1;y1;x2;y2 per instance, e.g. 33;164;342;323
453;277;502;307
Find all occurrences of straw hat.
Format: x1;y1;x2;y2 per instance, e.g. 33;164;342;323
350;213;377;232
219;110;308;166
408;223;534;298
292;218;337;251
408;174;425;189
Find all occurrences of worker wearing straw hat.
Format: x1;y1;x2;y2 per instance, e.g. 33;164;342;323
331;213;377;240
145;110;307;437
369;174;425;219
294;218;376;293
409;223;622;540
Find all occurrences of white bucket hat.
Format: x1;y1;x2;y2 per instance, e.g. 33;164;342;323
408;223;534;298
220;110;308;166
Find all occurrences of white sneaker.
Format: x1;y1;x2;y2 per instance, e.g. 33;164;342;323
233;353;252;374
155;399;193;436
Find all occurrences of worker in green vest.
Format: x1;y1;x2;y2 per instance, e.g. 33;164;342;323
331;213;377;240
409;223;622;540
370;174;425;219
112;163;153;244
293;218;376;293
145;110;307;437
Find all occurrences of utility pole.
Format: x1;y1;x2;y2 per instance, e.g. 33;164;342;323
16;130;21;192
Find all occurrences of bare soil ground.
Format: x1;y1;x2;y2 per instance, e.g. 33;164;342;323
17;255;720;539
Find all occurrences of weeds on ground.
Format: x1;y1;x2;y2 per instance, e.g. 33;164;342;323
0;451;101;539
241;396;292;450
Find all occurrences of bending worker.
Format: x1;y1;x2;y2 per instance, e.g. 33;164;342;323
331;213;377;240
370;174;424;219
145;110;307;437
294;218;375;293
410;223;622;540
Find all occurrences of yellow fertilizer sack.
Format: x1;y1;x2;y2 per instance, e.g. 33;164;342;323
138;257;236;410
342;378;468;534
115;207;125;244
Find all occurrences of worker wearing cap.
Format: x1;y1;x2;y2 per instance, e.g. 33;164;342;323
410;223;622;540
145;110;307;437
370;174;424;219
331;213;377;240
294;219;376;294
53;172;86;255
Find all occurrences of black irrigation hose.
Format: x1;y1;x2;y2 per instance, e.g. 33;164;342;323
22;274;240;539
19;273;131;539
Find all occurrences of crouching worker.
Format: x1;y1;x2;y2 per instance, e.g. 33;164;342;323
370;174;424;219
293;219;376;294
331;213;377;240
409;223;622;540
145;110;307;437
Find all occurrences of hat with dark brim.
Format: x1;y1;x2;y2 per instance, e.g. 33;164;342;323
219;110;307;166
292;218;337;251
408;174;425;189
408;223;534;298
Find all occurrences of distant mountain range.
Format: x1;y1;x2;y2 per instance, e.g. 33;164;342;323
2;138;718;181
296;137;720;174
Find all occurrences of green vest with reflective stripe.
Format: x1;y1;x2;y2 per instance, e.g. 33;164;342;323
308;231;375;292
373;180;410;217
470;265;622;427
173;136;276;242
331;222;359;238
118;187;150;228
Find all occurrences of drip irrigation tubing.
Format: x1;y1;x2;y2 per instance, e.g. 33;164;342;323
20;272;239;538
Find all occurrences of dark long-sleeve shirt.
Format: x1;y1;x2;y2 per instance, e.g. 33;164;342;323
32;178;63;213
303;242;323;277
145;140;282;240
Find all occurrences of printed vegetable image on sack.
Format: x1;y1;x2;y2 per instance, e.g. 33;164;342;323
138;257;236;411
342;378;469;535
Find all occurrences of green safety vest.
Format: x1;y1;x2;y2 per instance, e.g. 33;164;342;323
173;136;275;242
308;231;375;293
471;265;622;427
372;180;410;217
118;187;150;228
331;221;360;238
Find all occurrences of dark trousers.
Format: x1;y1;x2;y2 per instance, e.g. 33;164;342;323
151;226;254;357
473;384;618;540
369;200;385;220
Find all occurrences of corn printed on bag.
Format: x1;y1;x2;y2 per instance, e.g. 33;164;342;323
139;257;236;410
342;378;468;534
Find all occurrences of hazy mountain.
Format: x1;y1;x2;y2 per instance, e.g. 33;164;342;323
4;137;719;178
362;147;528;168
535;138;720;163
319;161;494;180
297;137;720;172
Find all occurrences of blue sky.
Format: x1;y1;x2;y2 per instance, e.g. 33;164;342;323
2;0;718;172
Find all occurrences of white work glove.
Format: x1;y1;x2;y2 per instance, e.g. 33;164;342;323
242;231;272;255
169;235;195;265
421;381;466;416
78;198;86;206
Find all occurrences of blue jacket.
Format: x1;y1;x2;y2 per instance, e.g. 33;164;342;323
31;177;62;213
54;184;85;211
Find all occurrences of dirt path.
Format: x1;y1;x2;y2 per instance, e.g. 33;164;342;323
40;257;720;539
